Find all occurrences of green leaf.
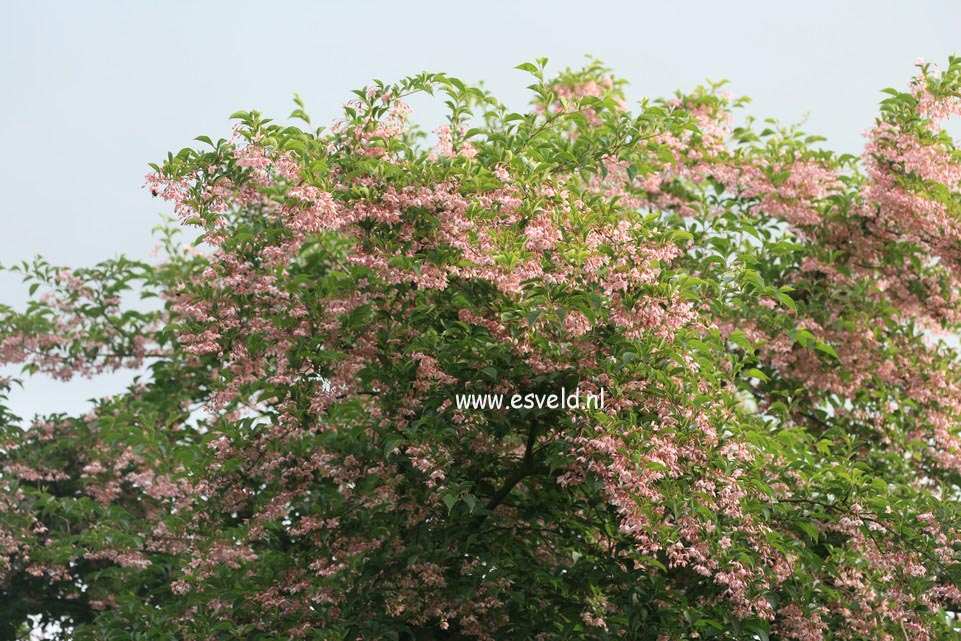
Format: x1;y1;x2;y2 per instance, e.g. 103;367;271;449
442;493;457;513
814;341;838;359
744;368;769;382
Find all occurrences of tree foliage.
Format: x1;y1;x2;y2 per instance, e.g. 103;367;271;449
3;57;961;640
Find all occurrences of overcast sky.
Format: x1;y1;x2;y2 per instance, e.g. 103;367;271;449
2;0;960;420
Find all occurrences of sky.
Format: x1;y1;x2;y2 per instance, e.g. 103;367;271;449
1;0;960;420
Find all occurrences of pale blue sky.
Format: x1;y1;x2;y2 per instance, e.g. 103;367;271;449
2;0;960;419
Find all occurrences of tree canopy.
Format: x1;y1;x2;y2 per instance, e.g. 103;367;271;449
3;57;961;640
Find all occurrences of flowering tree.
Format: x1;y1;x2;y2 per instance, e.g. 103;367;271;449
3;57;961;640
